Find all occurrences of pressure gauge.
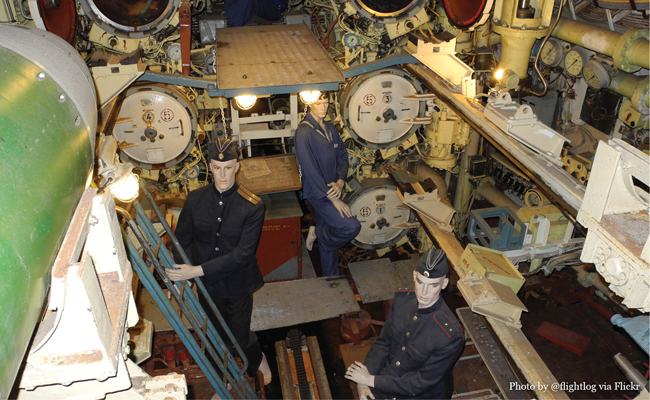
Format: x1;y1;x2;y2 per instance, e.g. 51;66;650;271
583;58;612;89
167;43;182;61
564;47;590;77
540;38;565;67
344;33;360;49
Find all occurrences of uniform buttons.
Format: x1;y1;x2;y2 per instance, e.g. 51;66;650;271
413;316;418;321
215;247;219;251
402;346;406;351
406;332;410;337
396;361;401;366
219;201;223;206
217;217;222;222
216;232;220;236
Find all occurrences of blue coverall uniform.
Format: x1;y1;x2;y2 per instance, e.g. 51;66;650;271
364;289;465;399
173;182;265;375
294;112;361;276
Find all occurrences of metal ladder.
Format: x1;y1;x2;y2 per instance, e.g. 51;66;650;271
118;181;258;399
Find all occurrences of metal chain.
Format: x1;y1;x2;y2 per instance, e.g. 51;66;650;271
219;97;228;138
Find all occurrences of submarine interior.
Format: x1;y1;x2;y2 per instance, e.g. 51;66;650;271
0;0;649;398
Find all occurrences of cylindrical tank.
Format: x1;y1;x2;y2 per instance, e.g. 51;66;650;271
0;26;96;397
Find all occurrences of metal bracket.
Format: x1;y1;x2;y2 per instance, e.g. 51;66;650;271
406;34;477;98
484;92;569;161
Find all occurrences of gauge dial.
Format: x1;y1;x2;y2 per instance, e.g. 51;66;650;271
583;59;612;89
344;33;360;49
540;39;565;67
167;43;182;61
564;47;590;77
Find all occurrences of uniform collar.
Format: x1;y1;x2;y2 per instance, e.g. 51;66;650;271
303;113;331;140
415;295;444;315
212;182;239;199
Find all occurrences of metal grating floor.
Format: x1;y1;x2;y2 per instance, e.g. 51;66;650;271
215;24;344;89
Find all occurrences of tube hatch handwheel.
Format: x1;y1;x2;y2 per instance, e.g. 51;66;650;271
340;67;425;150
112;84;197;169
346;178;414;250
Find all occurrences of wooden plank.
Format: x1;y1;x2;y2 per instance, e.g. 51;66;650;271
237;154;301;195
251;277;360;331
488;318;569;400
215;24;344;89
275;340;297;400
394;180;569;400
307;336;332;400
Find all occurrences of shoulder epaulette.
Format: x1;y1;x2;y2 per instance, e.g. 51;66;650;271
237;185;261;205
433;310;462;338
394;287;414;293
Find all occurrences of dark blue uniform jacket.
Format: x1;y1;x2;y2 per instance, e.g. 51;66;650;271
174;183;265;298
294;112;348;200
365;290;465;399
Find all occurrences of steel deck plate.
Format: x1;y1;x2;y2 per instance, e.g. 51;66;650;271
457;307;530;400
215;24;344;89
251;276;359;331
348;257;420;304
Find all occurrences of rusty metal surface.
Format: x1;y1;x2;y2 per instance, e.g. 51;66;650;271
98;269;133;361
251;277;359;331
51;188;96;279
457;307;530;400
348;257;419;304
215;24;344;89
600;210;649;258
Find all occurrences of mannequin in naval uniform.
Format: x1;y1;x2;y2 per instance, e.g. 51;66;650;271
294;92;361;276
345;249;464;399
167;139;270;383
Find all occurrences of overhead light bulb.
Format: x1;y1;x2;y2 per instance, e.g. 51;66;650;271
299;90;321;105
110;172;140;203
235;95;257;110
494;69;504;80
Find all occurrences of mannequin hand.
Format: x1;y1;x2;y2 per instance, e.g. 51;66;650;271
345;361;375;387
166;264;204;281
330;198;352;218
327;180;345;199
357;384;375;400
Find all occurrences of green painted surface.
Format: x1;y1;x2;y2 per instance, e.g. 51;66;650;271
0;47;93;396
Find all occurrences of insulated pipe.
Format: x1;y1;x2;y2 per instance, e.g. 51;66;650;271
475;177;522;212
415;162;448;199
551;18;649;70
552;17;621;55
453;130;481;232
609;72;650;112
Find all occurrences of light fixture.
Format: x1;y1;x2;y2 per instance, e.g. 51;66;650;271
299;90;321;105
494;68;520;90
109;172;140;203
234;95;257;110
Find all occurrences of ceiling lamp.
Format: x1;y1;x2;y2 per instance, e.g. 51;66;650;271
109;172;140;203
299;90;321;105
234;95;257;110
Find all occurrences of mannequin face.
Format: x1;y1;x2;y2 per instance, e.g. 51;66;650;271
211;159;239;192
309;98;329;120
413;271;449;308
